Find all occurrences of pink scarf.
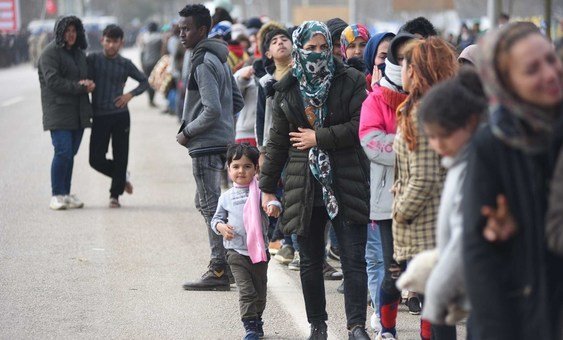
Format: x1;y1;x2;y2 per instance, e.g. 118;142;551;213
242;177;267;263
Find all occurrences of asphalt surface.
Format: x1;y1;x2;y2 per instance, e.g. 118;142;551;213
0;48;466;339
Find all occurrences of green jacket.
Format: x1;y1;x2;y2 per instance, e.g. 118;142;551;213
259;61;370;236
38;40;92;131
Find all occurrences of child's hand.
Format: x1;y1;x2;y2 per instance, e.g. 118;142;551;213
481;194;517;242
261;193;277;212
217;223;235;240
267;204;281;218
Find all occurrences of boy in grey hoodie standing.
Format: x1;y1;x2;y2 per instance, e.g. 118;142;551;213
176;3;244;291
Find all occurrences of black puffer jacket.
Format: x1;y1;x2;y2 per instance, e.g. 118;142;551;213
259;60;370;236
38;16;92;131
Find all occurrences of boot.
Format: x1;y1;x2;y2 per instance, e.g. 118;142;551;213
348;325;370;340
243;318;260;340
182;261;230;291
308;321;328;340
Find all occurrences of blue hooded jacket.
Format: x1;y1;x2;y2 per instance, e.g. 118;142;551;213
364;32;395;75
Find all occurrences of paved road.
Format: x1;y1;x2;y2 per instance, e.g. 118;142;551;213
0;49;465;339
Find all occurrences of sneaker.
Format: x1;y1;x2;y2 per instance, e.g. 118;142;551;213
370;313;382;333
268;240;283;255
308;321;327;340
124;171;133;195
375;332;397;340
323;261;343;280
288;251;300;271
406;296;422;315
327;245;341;261
337;280;344;294
182;262;230;291
348;325;370;340
64;194;84;209
109;197;121;208
50;195;67;210
243;319;260;340
274;244;294;265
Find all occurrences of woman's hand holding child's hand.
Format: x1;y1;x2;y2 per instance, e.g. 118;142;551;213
262;193;281;218
266;204;281;218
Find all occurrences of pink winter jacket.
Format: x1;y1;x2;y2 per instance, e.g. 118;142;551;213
359;85;406;220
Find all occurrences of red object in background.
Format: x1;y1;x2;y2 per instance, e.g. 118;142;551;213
0;0;20;32
46;0;57;15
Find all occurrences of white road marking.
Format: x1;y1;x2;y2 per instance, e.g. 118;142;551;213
1;96;23;107
267;261;339;340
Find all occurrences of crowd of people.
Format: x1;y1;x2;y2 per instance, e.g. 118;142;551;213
36;3;563;340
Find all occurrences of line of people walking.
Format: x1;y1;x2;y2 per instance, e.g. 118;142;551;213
37;4;563;340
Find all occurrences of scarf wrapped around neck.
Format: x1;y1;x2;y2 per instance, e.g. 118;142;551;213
292;21;339;219
477;23;561;153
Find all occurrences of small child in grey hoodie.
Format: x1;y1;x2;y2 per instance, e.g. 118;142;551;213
211;144;281;339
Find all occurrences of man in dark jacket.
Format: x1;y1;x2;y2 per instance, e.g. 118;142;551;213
175;3;244;291
38;15;94;210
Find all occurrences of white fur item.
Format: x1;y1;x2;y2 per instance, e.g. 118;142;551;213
396;249;438;294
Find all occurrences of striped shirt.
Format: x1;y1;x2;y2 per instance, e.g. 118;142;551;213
87;53;148;116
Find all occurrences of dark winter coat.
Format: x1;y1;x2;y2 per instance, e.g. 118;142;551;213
38;16;92;131
462;124;554;340
259;60;370;236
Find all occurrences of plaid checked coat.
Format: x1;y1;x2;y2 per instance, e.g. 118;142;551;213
391;108;445;262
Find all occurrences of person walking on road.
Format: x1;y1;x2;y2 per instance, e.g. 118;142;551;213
176;3;244;291
259;21;371;339
211;144;281;340
87;24;148;208
139;22;162;107
38;15;94;210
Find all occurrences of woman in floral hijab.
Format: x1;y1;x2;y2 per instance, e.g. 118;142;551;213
259;21;371;339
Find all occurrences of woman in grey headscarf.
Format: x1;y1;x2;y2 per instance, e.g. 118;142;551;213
463;21;563;340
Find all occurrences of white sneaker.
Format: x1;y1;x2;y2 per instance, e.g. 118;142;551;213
50;195;67;210
64;194;84;209
370;313;382;333
288;251;300;271
375;332;397;340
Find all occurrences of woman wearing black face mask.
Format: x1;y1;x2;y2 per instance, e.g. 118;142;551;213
364;32;394;92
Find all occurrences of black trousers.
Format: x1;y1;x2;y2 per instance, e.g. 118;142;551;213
89;112;130;198
142;63;156;104
298;206;368;328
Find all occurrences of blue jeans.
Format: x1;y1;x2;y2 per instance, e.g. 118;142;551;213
192;153;227;265
366;220;385;315
50;129;84;196
298;206;368;327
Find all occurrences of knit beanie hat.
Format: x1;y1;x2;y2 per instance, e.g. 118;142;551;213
325;18;348;44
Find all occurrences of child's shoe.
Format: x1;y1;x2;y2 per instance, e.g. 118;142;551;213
243;318;259;340
256;317;264;338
